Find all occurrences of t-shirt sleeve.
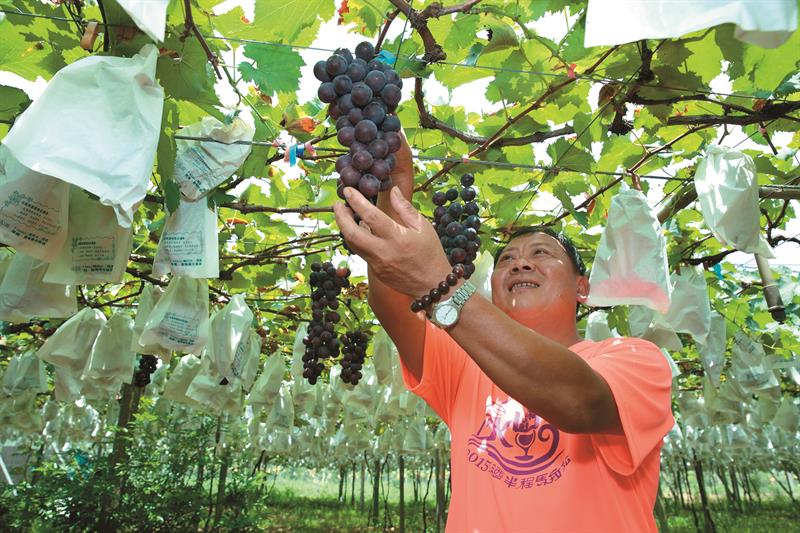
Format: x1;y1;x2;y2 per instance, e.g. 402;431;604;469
586;337;674;476
399;321;468;425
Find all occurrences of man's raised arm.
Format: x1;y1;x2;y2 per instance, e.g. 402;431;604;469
365;134;426;381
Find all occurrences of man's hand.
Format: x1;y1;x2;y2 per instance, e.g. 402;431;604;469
334;186;451;299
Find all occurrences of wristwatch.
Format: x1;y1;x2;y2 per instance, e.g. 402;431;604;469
429;281;476;329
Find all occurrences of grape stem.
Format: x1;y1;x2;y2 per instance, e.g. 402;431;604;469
375;8;401;53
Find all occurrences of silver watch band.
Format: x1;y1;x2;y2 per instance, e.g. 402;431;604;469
429;280;476;328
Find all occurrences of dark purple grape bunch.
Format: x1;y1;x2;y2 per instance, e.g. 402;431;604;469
302;262;351;384
314;41;404;204
432;173;482;279
133;354;158;387
340;330;369;385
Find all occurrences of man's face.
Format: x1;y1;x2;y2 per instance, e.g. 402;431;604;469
490;233;587;315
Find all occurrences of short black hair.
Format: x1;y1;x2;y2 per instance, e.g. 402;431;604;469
493;226;587;276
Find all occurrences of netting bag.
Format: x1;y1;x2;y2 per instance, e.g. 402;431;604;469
152;197;219;278
37;307;106;371
0;144;68;261
694;146;774;257
173;116;255;200
0;253;77;322
587;184;672;312
44;187;133;284
139;276;210;354
2;44;163;227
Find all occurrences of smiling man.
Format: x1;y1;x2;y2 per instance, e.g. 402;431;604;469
333;136;674;532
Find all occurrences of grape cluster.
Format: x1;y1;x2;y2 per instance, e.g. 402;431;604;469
340;330;369;385
314;41;404;203
433;173;482;279
302;262;351;384
133;354;158;387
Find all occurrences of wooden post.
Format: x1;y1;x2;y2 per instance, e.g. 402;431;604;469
359;458;365;512
692;453;716;533
371;458;381;525
351;460;356;506
338;465;346;503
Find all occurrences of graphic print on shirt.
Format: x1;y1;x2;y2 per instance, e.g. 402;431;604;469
466;397;571;488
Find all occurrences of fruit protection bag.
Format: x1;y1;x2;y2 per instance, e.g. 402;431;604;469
657;267;712;344
585;0;797;49
37;307;106;371
402;417;428;455
372;328;394;386
2;351;48;395
44;188;133;284
139;276;210;354
238;331;261;392
162;354;203;403
587;184;672;313
206;294;254;384
0;145;69;261
247;354;286;412
628;305;683;351
0;253;77;322
173;116;255;201
585;310;616;341
773;396;798;434
185;356;242;415
1;44;163;228
695;312;727;386
152;197;219;278
694;146;774;258
266;382;295;431
470;250;494;300
82;313;136;386
130;283;172;361
730;332;779;392
116;0;169;41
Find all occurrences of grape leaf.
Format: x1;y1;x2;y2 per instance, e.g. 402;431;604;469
239;44;305;95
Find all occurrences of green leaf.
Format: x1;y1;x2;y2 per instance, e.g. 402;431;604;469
239;44;305;95
156;30;218;102
164;178;181;213
547;138;595;173
483;19;519;54
0;85;30;125
156;99;179;186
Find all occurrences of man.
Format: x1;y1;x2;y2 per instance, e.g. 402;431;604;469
333;137;674;532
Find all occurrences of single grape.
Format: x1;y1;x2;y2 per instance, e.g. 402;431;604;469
337;93;354;114
335;154;352;173
465;214;481;229
446;221;462;237
368;139;389;159
385;69;402;87
333;75;353;95
385;153;396;170
461;173;475;187
313;60;331;82
355;41;375;61
365;70;387;93
326;54;348;77
340;166;361;187
432;192;446;206
351;83;373;107
354;120;378;143
452;234;468;249
318;82;336;103
464;227;478;241
369;158;390;179
445;188;459;202
352;149;374;171
465;201;479;215
336;116;351;131
349;140;368;153
379;177;392;192
334;47;354;64
348;108;364;125
450;248;467;263
448;202;463;218
358;174;380;197
347;59;367;82
383;131;401;153
329;103;342;119
461;187;476;201
337;126;355;146
382;115;401;132
363;102;386;125
368;59;386;72
381;84;402;107
433;205;446;220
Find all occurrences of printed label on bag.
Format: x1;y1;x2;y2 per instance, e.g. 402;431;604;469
69;236;115;274
174;146;217;196
157;311;199;346
0;190;63;246
160;231;205;268
230;337;248;377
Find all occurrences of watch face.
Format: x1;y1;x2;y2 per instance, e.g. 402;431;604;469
434;303;459;327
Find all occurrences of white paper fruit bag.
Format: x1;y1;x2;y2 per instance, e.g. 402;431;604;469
0;253;77;322
130;283;172;360
694;146;774;258
139;276;210;354
153;197;219;278
2;351;48;395
657;267;712;344
2;44;163;227
206;294;254;383
37;307;106;371
587;184;672;312
0;145;69;261
82;313;136;386
173;116;255;201
117;0;170;42
44;187;133;284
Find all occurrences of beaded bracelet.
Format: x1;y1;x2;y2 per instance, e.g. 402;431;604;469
410;265;465;313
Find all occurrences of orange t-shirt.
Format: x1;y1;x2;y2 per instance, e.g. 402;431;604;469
401;323;674;533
